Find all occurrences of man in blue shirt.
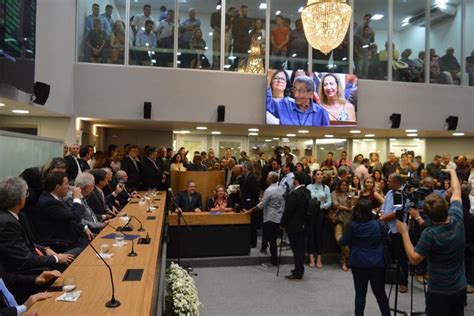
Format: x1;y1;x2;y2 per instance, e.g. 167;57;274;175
135;20;157;66
266;75;330;126
379;173;410;293
397;168;467;315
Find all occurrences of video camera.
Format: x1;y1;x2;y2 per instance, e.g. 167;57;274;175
393;175;433;221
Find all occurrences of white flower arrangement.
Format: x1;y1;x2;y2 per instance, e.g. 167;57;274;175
166;262;201;316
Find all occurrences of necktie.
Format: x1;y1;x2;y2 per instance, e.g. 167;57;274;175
83;199;98;223
132;159;139;172
0;278;18;307
74;157;82;175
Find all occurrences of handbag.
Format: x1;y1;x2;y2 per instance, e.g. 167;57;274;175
378;221;403;285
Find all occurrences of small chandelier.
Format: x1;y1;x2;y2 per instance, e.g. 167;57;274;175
301;0;352;55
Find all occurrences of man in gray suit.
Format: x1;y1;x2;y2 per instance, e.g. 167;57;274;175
65;172;112;234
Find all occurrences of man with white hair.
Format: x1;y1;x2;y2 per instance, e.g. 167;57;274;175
66;173;112;234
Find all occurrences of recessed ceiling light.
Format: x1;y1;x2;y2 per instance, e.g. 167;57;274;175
265;139;272;142
286;133;296;137
389;138;397;141
371;14;384;20
180;130;190;134
362;139;375;142
259;3;267;10
248;128;259;132
0;102;5;107
364;134;375;137
325;134;334;138
249;132;259;136
405;129;418;133
298;130;309;134
452;132;464;136
298;6;304;13
211;131;221;135
273;137;280;140
196;126;208;130
406;133;418;137
350;130;361;134
275;10;281;15
12;109;29;114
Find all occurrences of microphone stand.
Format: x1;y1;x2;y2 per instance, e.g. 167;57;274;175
88;242;121;308
130;215;145;232
128;238;137;257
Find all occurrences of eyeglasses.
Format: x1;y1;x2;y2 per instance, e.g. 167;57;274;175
291;87;309;94
272;77;287;83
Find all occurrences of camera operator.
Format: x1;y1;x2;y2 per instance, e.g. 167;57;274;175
379;173;410;293
396;168;466;316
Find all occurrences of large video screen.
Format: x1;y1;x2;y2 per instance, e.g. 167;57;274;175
266;69;358;127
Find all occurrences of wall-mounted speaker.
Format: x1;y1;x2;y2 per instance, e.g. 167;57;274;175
445;116;458;130
390;113;401;129
217;105;225;122
144;102;152;119
32;82;50;105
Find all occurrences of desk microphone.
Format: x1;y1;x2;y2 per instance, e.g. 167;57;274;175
130;216;145;231
87;242;120;308
116;216;144;232
168;188;178;211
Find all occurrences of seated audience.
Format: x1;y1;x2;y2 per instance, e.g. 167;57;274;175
207;185;233;212
0;177;75;273
439;47;461;83
176;181;202;212
35;172;93;249
86;169;120;217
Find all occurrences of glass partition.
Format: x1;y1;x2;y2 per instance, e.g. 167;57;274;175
177;1;216;70
248;137;279;160
394;0;427;83
270;1;308;71
429;0;462;85
315;138;348;166
354;0;389;80
128;1;173;67
78;1;127;64
224;1;266;73
466;0;474;87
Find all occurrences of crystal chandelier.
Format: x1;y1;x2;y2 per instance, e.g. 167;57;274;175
301;0;352;54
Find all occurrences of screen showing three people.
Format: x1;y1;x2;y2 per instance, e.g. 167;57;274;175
266;69;358;127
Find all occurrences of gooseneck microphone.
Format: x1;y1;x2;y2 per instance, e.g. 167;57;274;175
130;216;145;231
168;188;177;211
128;238;137;257
87;242;120;308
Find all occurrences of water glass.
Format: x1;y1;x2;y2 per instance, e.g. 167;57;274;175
115;232;125;247
62;277;77;299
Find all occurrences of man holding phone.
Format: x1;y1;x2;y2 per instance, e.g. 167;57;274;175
379;173;409;293
397;169;466;315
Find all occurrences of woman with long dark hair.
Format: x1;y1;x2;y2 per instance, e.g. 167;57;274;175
339;199;390;316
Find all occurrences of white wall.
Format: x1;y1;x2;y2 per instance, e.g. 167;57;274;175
34;0;76;115
398;25;425;57
104;128;173;149
425;137;474;160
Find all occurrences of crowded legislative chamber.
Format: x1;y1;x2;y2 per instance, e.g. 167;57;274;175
1;0;474;315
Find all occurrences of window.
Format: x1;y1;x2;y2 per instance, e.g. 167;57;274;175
78;1;126;65
465;0;474;87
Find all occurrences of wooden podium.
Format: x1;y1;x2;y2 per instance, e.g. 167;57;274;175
170;170;225;210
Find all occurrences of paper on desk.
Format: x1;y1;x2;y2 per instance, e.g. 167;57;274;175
96;253;113;260
56;291;82;302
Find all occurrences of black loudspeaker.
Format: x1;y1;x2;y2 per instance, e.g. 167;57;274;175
144;102;152;119
217;105;225;122
33;82;50;105
445;116;458;131
390;113;401;128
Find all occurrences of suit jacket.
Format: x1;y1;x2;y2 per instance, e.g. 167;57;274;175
65;197;105;234
175;191;203;212
65;155;88;181
35;192;83;245
0;210;56;273
156;158;170;190
142;157;162;190
0;263;45;307
121;157;143;191
239;172;259;209
86;187;108;217
281;186;311;233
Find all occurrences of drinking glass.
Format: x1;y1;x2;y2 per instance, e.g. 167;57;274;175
62;277;77;299
115;232;125;247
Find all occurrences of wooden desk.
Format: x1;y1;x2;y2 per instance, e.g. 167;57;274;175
34;192;167;316
167;212;251;258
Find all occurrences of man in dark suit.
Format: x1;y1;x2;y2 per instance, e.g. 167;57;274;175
64;144;88;182
260;158;281;192
281;172;311;280
240;161;260;248
142;147;162;190
156;147;170;190
35;172;93;249
121;145;143;191
0;176;75;273
175;181;203;212
86;169;120;217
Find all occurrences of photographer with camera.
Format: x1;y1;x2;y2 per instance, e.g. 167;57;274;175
379;173;410;293
396;168;466;315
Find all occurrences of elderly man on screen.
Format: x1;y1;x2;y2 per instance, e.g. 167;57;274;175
266;72;330;126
